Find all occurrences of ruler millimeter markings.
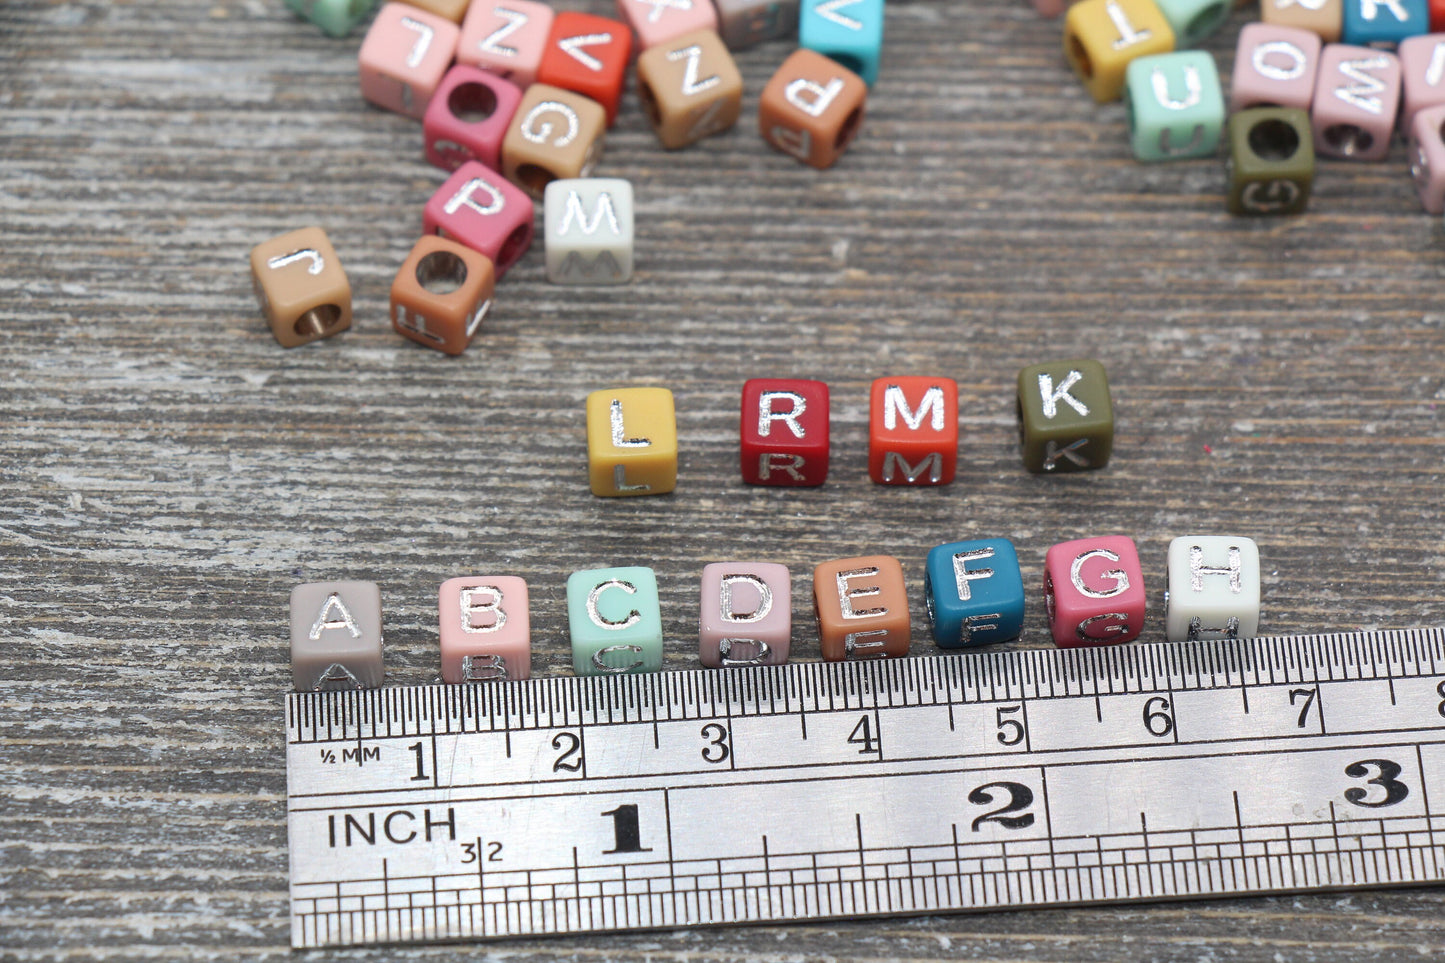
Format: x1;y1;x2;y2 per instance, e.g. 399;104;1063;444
286;628;1445;948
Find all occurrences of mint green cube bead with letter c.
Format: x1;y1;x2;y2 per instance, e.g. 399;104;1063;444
567;566;664;676
1124;51;1225;162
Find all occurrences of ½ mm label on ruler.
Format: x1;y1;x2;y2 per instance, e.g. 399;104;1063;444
285;629;1445;949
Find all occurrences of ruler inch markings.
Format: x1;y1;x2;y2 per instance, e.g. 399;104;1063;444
287;629;1445;948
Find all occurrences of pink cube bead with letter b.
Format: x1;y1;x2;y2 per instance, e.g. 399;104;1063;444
438;576;531;682
1043;536;1146;649
359;3;461;120
698;562;791;668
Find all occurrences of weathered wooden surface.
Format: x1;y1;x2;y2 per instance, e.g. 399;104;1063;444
4;0;1445;959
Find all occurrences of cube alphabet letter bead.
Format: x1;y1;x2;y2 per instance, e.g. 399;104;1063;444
1262;0;1343;42
286;0;379;37
924;539;1026;648
358;4;461;120
250;226;352;348
458;1;555;88
1312;45;1401;161
290;581;384;691
1230;23;1322;113
438;576;531;682
545;178;634;285
1152;0;1231;48
1399;33;1445;131
1226;107;1315;215
617;0;719;51
501;84;608;199
636;29;744;149
799;0;886;87
586;387;678;496
404;0;471;22
390;236;496;355
537;12;633;125
868;376;959;486
759;48;868;169
813;556;910;662
423;66;525;172
714;0;801;50
1342;0;1428;47
1408;103;1445;211
567;566;664;675
1123;51;1225;161
1043;536;1146;648
1016;359;1114;474
739;377;830;487
1064;0;1176;104
423;161;535;277
1165;536;1262;642
699;562;791;667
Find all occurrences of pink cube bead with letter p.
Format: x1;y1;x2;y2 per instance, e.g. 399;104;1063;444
1043;536;1146;648
359;3;461;120
438;576;531;682
423;161;535;277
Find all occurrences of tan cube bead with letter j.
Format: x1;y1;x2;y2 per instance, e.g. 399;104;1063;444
249;226;352;348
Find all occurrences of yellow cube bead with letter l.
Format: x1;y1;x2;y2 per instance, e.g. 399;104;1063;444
586;387;678;496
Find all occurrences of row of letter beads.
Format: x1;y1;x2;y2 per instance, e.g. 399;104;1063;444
588;363;1114;496
288;535;1262;689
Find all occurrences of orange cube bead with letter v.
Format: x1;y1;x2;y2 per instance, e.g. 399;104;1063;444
586;387;678;496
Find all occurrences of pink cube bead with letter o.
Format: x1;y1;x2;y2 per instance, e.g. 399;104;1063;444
699;562;791;668
423;161;535;276
1043;536;1146;648
1231;23;1322;113
359;3;461;120
438;576;531;682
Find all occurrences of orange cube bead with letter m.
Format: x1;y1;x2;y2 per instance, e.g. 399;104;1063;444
867;376;959;486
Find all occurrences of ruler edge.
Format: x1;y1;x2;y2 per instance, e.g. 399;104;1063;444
284;627;1445;948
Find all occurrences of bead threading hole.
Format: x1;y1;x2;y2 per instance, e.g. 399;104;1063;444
1247;118;1300;161
294;304;342;338
833;54;865;76
1322;123;1373;158
1068;35;1093;80
415;250;468;295
638;81;662;129
448;82;500;123
1186;3;1226;39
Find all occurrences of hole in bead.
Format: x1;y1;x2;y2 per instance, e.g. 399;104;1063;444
1068;34;1093;80
638;80;662;130
832;53;865;76
497;223;531;270
514;162;555;198
1321;123;1372;158
1186;3;1226;40
835;107;862;151
415;250;468;295
294;304;342;338
1247;117;1300;161
448;82;500;123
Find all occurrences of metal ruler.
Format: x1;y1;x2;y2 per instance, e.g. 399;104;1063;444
286;628;1445;948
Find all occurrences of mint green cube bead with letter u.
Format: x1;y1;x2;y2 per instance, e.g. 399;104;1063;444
1124;50;1225;162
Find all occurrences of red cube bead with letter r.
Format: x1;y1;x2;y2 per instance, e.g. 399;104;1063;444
740;378;829;487
868;376;958;486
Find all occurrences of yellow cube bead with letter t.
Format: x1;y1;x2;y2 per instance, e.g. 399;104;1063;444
586;387;678;497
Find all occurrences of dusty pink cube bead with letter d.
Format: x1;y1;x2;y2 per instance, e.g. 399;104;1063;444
699;562;791;668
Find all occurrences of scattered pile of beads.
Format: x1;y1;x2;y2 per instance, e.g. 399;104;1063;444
591;362;1114;497
1033;0;1445;217
289;534;1262;688
255;1;881;353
